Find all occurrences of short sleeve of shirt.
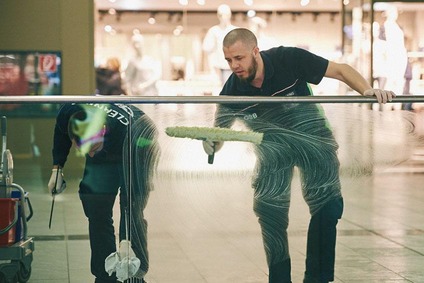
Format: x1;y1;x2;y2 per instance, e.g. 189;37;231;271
285;47;328;85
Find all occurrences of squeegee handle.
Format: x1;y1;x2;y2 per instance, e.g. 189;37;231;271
208;153;214;164
207;143;215;164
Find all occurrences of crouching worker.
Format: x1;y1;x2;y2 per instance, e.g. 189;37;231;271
48;103;160;283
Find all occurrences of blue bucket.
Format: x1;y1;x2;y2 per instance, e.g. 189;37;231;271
10;191;28;242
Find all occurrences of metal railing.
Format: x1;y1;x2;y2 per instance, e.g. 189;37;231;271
0;95;424;104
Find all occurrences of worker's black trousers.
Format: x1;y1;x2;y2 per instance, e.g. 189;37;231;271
267;198;344;283
81;193;118;282
78;161;149;282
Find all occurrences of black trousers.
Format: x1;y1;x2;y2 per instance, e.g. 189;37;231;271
81;193;118;281
304;198;344;283
267;198;343;283
247;104;344;283
79;161;149;281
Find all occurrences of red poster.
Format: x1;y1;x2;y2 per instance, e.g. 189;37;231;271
38;54;57;72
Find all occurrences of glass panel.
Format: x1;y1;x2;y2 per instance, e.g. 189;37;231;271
1;99;424;282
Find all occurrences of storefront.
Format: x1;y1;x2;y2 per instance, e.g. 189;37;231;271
342;0;424;97
94;0;344;95
94;0;424;97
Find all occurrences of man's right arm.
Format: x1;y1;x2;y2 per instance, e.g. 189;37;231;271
52;122;72;168
49;119;71;195
324;61;396;104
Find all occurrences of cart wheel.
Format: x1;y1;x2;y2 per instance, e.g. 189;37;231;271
17;263;31;283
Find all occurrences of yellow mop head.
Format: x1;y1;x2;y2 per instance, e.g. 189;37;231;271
165;126;263;144
165;126;263;164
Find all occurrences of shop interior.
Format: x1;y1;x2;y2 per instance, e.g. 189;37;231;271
94;0;424;98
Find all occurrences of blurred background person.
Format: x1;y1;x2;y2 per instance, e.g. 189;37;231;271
124;31;162;96
372;22;388;111
95;57;126;95
202;4;237;85
382;5;408;110
372;22;387;90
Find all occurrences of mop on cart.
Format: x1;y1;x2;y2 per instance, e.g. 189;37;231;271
0;116;35;283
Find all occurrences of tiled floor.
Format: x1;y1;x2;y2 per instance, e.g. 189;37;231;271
2;104;424;282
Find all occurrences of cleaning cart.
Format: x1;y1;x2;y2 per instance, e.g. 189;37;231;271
0;116;35;283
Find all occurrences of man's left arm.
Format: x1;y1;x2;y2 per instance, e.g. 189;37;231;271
324;61;396;104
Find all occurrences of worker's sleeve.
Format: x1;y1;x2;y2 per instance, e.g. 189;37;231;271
52;113;72;168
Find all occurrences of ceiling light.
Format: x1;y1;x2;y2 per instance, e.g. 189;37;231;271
247;10;256;18
104;25;113;32
244;0;254;6
148;13;156;25
300;0;310;6
173;25;183;36
148;17;156;25
104;25;116;35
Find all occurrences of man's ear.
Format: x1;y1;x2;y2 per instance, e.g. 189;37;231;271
253;46;260;57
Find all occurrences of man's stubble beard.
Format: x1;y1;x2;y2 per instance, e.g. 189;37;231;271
239;55;258;84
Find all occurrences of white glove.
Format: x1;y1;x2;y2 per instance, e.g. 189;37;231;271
48;168;66;195
202;140;224;155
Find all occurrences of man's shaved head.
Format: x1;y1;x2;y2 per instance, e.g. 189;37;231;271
223;28;258;50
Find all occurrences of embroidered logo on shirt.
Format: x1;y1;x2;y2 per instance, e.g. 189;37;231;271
243;113;258;120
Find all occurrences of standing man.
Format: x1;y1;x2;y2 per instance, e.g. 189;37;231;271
203;28;395;283
48;103;159;283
